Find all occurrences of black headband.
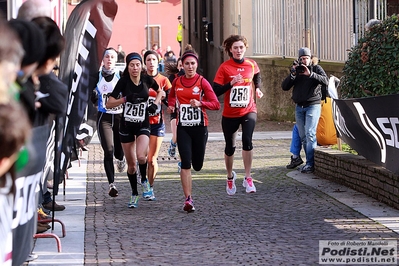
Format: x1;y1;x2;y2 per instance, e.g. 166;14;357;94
126;52;142;64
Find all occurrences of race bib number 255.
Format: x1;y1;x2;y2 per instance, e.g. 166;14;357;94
179;104;201;126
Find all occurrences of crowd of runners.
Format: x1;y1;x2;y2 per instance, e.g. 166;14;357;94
97;34;263;212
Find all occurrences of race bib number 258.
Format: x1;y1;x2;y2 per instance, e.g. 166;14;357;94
230;86;250;107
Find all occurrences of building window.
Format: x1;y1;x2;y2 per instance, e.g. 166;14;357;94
145;25;161;49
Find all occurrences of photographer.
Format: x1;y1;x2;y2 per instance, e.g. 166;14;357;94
281;47;328;173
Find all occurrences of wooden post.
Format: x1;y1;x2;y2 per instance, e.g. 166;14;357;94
337;137;342;150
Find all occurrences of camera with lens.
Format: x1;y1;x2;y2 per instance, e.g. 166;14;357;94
296;58;307;74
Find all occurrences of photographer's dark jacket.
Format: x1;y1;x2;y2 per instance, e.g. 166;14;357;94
281;64;328;107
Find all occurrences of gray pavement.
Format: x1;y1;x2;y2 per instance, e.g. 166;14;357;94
28;132;399;265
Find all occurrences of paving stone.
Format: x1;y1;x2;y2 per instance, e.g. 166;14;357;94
84;139;399;265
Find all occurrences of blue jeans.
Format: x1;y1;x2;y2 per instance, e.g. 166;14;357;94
295;104;321;167
290;124;302;156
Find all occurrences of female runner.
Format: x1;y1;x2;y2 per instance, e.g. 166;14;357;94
143;50;171;200
106;52;163;208
167;50;220;212
91;48;125;197
213;35;264;196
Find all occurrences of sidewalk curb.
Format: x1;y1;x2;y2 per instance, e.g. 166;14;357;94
288;170;399;234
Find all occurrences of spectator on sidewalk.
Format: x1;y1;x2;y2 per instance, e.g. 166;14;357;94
117;44;126;63
0;18;24;104
163;45;172;57
176;15;183;56
151;43;163;60
0;101;31;266
164;49;177;64
17;0;51;21
31;16;67;211
281;47;328;174
286;55;320;170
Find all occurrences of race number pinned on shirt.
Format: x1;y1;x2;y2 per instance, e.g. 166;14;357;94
101;93;123;113
230;86;250;107
124;102;146;122
179;104;201;126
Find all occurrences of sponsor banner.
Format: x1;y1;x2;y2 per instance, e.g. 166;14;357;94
58;0;117;177
319;240;397;264
41;120;56;196
41;116;64;196
12;125;49;266
0;174;13;266
53;115;64;196
333;95;399;174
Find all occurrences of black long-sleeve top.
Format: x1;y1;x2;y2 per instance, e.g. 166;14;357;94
281;64;328;107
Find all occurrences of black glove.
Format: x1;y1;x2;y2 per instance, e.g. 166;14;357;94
91;89;98;105
147;103;158;114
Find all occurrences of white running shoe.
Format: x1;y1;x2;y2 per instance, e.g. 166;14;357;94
108;183;118;197
142;179;152;198
242;177;256;193
146;187;156;201
116;157;126;173
128;195;139;208
226;171;237;195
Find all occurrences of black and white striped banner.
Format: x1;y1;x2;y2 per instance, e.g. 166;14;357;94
58;0;118;187
333;94;399;174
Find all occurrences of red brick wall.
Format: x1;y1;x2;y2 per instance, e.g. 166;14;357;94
67;0;182;57
314;147;399;210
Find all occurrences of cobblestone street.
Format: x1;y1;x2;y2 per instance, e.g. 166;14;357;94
84;138;399;265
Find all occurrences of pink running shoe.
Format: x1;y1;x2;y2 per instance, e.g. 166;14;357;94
242;177;256;193
226;171;237;195
183;196;195;212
